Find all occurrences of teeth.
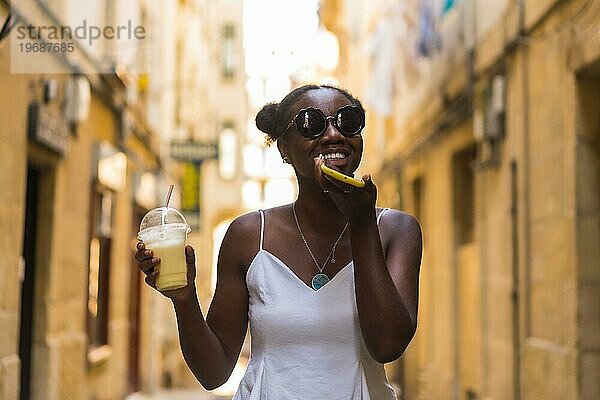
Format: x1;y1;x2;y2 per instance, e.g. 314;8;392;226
323;153;346;160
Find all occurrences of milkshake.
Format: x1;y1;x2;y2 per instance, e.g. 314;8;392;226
138;207;191;291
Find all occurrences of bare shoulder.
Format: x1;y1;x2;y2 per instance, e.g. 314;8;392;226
377;208;422;250
226;210;262;239
379;208;420;231
220;211;263;272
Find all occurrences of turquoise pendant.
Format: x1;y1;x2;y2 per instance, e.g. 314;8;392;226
311;273;329;290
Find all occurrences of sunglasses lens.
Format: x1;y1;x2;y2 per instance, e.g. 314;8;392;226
291;107;364;138
337;107;363;135
295;109;326;138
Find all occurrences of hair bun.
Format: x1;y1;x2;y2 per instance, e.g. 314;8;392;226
255;103;280;136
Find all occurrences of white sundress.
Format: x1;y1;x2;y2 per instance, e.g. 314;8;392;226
232;208;397;400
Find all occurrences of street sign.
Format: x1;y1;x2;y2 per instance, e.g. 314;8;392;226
170;140;218;162
181;162;201;231
27;103;70;156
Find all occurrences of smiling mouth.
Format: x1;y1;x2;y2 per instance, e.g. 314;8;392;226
322;152;347;161
321;152;351;170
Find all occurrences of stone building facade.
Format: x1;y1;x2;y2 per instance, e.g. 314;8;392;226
323;0;599;399
0;1;161;398
0;0;242;398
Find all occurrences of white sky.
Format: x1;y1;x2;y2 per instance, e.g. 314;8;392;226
243;0;320;78
243;0;329;107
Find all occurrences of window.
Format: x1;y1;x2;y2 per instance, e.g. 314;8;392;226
221;24;236;79
452;145;476;245
219;121;237;180
86;185;114;360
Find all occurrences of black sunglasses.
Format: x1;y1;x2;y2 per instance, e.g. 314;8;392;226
282;105;365;139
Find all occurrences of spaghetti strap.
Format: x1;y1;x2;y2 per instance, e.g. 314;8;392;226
258;209;265;251
377;208;390;225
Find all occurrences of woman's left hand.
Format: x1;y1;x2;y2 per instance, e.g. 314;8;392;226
313;155;377;221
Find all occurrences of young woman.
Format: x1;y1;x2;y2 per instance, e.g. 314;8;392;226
135;84;422;399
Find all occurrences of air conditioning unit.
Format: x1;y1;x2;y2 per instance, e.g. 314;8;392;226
485;74;506;140
473;74;506;169
64;75;91;124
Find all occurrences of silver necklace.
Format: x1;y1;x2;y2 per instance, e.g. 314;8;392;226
292;202;348;290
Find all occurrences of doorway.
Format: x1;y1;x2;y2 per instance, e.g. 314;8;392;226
128;205;146;392
452;144;481;399
19;165;40;400
575;67;600;399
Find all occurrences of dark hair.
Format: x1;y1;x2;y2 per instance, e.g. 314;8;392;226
255;84;365;145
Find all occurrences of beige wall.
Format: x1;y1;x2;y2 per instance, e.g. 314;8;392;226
0;33;164;400
2;0;246;396
398;122;479;399
0;47;92;399
0;36;31;400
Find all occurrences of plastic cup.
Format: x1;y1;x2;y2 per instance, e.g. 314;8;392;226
138;207;191;291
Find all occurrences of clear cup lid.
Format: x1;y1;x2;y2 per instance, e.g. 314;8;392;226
138;207;191;237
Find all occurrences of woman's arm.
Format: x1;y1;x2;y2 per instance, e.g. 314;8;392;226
313;159;423;363
349;209;422;363
136;214;255;389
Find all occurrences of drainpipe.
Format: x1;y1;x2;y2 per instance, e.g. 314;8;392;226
512;1;529;399
510;159;521;400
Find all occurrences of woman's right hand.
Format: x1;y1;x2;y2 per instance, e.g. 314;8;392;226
135;242;198;303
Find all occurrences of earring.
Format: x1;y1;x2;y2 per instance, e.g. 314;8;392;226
282;156;291;164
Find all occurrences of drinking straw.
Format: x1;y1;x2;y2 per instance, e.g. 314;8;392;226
165;184;174;207
161;184;174;225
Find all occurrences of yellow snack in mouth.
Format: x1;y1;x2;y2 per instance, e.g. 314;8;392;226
320;163;365;188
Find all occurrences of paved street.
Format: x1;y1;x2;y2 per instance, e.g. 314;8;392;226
127;389;230;400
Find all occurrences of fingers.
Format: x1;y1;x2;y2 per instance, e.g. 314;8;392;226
313;155;365;194
136;242;197;296
361;174;377;197
185;244;195;266
135;241;160;276
313;155;348;193
185;244;197;282
134;241;145;261
137;243;197;298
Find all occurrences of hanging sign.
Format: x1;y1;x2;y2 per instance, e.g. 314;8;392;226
170;140;218;162
181;162;201;231
27;103;70;156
